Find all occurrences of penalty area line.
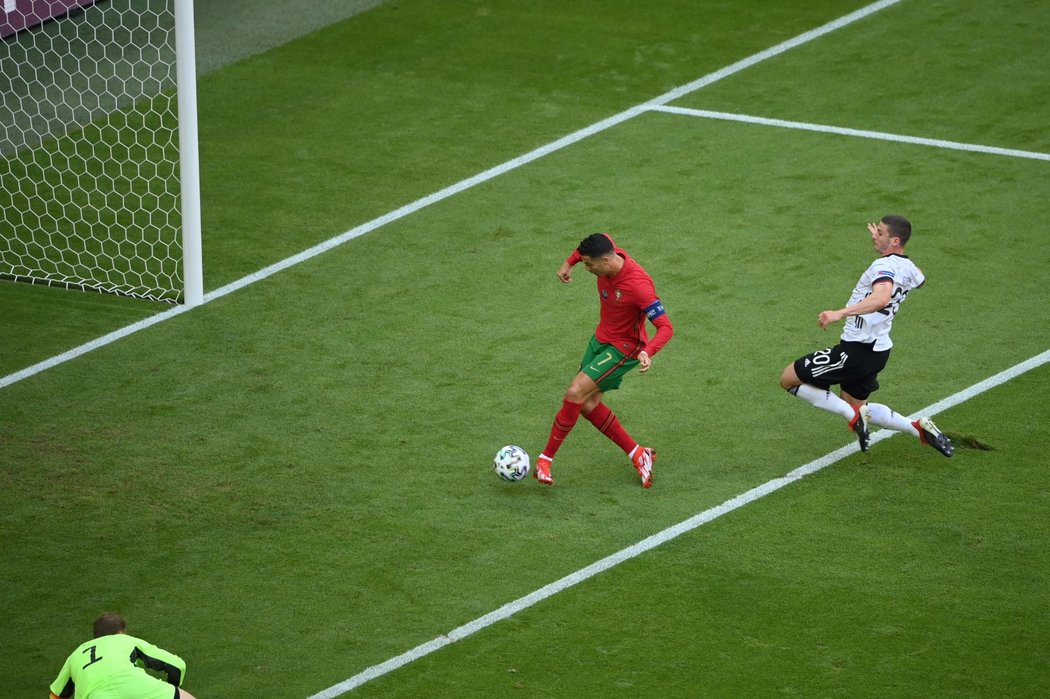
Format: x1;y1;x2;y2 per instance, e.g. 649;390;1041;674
648;105;1050;161
307;348;1050;698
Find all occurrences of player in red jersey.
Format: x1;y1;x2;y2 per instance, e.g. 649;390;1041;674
535;233;674;487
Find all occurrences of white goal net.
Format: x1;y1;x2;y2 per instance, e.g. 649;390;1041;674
1;0;201;304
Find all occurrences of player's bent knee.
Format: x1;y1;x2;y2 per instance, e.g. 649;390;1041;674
779;364;800;390
565;374;599;404
564;388;586;404
581;393;603;414
178;689;198;699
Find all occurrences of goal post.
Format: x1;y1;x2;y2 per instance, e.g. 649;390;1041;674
174;0;202;307
0;0;203;306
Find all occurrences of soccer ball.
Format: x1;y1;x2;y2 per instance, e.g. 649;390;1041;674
493;445;530;482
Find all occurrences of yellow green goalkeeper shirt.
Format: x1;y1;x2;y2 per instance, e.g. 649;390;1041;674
49;632;186;699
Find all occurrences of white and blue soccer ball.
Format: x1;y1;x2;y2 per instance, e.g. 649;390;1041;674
493;445;530;482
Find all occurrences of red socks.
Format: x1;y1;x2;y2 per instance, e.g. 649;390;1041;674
584;402;636;454
542;398;583;458
543;399;637;459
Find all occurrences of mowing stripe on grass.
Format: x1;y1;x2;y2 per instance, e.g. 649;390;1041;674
308;348;1050;698
649;105;1050;161
0;0;903;391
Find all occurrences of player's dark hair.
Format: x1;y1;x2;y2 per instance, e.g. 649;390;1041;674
882;215;912;245
93;612;127;638
578;233;614;258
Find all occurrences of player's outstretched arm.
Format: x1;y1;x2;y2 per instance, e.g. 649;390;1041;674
818;281;892;329
818;308;846;329
556;260;573;283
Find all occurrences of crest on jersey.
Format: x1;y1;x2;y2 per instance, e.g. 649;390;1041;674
615;289;622;301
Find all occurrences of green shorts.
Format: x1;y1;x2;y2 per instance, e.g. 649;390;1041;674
579;335;639;391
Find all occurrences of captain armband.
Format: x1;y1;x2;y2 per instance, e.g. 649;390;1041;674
643;298;666;320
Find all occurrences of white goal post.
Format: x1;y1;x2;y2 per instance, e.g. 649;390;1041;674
0;0;203;306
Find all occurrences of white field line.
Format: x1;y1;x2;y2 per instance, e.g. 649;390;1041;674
649;105;1050;161
0;0;904;391
308;348;1050;699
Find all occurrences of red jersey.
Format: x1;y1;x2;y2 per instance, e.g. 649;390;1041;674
567;236;673;358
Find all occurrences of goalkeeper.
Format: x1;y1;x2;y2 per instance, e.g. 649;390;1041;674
49;612;197;699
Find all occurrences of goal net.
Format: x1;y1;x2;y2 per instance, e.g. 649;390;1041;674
1;0;202;305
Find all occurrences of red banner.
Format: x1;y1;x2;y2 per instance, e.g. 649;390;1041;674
1;0;98;39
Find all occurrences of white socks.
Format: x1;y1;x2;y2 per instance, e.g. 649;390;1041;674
789;385;922;440
865;402;920;437
790;384;856;421
790;386;922;438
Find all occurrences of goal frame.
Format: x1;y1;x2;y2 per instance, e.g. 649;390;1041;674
175;0;202;307
1;0;204;307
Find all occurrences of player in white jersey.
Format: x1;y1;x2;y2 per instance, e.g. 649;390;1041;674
779;215;953;457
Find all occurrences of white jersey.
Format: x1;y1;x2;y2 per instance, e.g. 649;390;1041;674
839;253;925;351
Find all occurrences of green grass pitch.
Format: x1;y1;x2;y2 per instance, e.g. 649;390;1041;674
1;1;1048;697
